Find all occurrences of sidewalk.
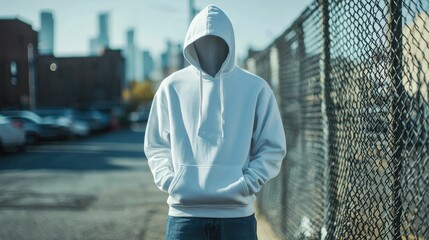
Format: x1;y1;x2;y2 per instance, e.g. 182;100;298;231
256;209;281;240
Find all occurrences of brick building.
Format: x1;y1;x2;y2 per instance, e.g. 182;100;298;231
1;18;126;110
38;49;125;108
0;19;38;110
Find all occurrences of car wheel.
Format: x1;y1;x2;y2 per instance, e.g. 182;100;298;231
26;133;39;145
18;144;26;152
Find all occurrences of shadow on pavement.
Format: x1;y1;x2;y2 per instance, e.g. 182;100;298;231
0;128;146;172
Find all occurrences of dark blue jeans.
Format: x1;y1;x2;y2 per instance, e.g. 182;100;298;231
166;214;258;240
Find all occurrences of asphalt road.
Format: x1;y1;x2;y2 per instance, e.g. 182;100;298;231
0;127;169;240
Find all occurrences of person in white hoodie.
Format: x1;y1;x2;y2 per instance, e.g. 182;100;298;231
144;4;286;240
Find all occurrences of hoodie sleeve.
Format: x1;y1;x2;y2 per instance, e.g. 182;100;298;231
144;88;175;193
244;86;287;195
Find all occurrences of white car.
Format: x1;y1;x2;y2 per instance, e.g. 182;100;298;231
71;120;90;138
0;114;26;152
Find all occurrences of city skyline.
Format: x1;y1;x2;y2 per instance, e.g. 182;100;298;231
0;0;312;59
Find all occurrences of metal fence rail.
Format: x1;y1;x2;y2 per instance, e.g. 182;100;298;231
246;0;429;239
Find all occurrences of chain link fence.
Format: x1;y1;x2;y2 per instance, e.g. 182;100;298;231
246;0;428;239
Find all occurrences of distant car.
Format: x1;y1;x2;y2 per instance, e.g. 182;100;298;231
35;108;90;138
33;108;79;138
128;110;150;124
74;109;110;133
129;103;151;124
1;110;71;141
0;114;26;152
71;119;90;138
4;114;42;145
85;104;124;130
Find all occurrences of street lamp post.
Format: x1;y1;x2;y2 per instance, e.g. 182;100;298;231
28;43;36;110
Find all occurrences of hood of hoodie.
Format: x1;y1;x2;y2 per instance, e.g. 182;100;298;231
183;4;236;75
183;4;236;141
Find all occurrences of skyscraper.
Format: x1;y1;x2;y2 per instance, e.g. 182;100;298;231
160;40;184;77
89;38;99;55
90;12;110;55
160;40;172;77
98;13;109;49
124;29;136;81
142;50;154;80
39;11;54;55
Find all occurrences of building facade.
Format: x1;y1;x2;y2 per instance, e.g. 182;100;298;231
0;19;38;110
37;49;125;108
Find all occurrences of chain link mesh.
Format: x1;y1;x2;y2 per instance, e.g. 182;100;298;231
246;0;428;239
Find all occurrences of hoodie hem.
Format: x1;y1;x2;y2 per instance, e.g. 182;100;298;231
168;204;255;218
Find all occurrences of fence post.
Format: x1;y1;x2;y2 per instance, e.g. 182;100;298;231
320;0;337;239
388;0;404;239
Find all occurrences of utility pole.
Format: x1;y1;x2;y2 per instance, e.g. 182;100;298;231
28;43;36;110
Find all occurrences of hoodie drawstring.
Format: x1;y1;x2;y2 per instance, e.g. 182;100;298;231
198;71;203;131
220;71;225;138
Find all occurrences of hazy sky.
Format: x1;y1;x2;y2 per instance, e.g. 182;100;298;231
0;0;313;59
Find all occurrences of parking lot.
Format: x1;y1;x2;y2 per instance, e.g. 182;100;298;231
0;127;169;240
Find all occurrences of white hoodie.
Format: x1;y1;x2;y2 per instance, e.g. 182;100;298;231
144;4;286;218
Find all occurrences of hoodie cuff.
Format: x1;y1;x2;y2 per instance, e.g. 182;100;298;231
243;169;265;195
160;172;175;193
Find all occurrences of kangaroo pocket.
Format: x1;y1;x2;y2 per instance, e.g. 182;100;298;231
167;165;249;206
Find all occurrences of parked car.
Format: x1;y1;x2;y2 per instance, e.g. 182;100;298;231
70;119;90;138
85;103;124;130
4;114;42;145
129;109;150;123
33;108;89;138
0;114;26;152
74;109;110;133
1;110;72;141
128;103;151;128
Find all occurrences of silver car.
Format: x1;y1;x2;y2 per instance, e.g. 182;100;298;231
0;114;26;152
1;110;71;142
